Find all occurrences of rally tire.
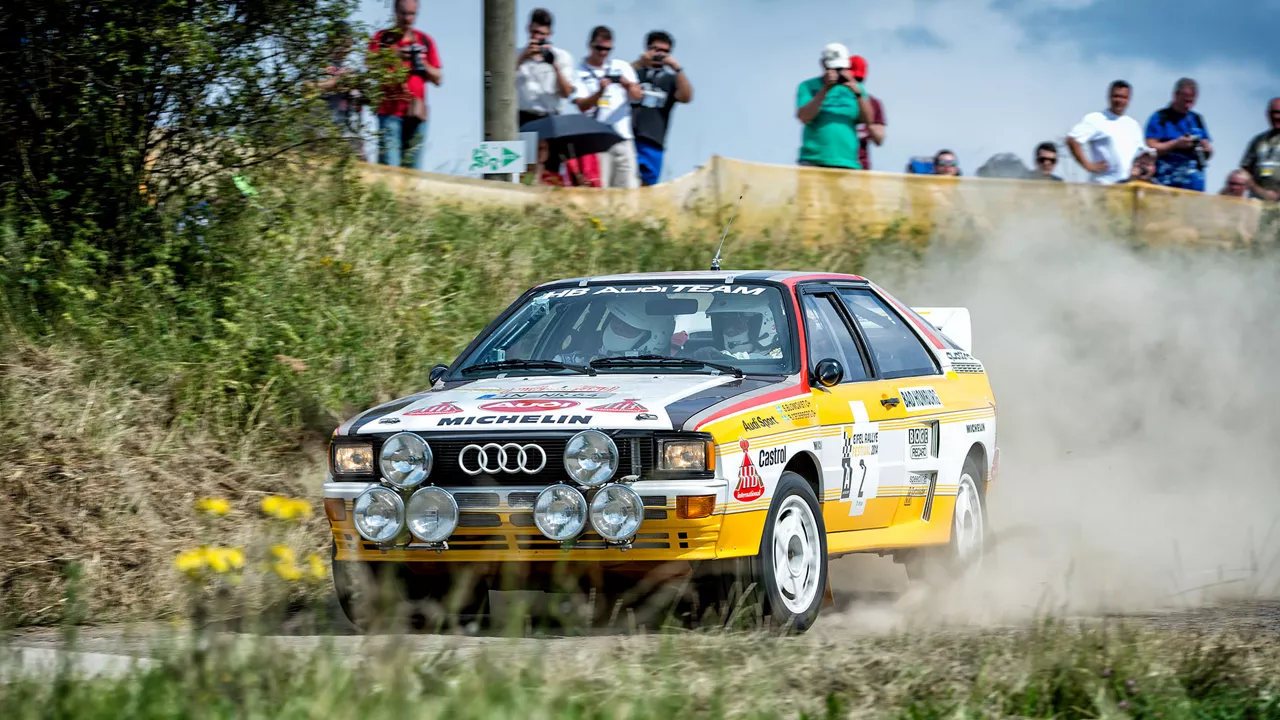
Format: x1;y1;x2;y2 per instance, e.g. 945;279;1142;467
695;472;828;632
904;455;986;583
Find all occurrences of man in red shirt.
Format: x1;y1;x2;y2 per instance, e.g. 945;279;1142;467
850;56;885;171
370;0;442;170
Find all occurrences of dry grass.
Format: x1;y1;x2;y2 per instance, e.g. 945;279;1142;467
0;340;331;625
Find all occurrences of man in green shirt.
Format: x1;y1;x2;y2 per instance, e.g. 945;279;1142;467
796;42;874;169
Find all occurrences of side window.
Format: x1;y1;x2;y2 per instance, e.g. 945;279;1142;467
800;294;869;382
837;289;939;378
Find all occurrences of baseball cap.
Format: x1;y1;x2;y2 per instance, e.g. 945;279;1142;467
850;55;868;80
821;42;851;70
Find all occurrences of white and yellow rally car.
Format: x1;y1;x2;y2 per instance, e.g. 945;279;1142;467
324;271;997;631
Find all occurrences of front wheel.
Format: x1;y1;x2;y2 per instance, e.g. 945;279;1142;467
696;472;828;632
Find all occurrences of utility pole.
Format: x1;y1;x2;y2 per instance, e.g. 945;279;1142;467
482;0;517;182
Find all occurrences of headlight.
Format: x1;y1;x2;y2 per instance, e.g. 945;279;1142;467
406;486;458;543
333;444;374;474
659;439;712;472
379;432;432;488
533;484;588;541
589;484;644;542
353;487;404;543
563;430;618;487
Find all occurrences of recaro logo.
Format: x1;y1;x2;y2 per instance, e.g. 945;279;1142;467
478;399;579;412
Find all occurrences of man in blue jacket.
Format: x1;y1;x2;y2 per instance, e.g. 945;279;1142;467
1145;78;1213;192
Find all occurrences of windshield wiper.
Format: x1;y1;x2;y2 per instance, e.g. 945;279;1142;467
589;354;744;378
460;359;596;376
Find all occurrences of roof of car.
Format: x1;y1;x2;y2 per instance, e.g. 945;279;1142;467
542;270;867;287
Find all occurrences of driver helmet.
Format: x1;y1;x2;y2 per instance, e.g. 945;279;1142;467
601;296;675;355
708;295;778;354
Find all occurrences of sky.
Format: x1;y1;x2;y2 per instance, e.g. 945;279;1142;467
351;0;1277;189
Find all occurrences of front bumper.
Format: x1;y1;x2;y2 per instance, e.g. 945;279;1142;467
325;481;728;563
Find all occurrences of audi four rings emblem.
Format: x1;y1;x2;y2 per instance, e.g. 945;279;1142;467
459;443;547;475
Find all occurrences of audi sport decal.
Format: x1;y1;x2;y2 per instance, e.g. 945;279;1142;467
478;399;579;412
403;401;463;416
733;439;765;502
587;398;648;413
540;285;767;300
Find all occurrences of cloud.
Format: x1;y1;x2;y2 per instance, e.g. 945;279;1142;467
894;25;948;50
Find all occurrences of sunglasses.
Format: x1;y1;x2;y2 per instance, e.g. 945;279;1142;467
936;160;956;167
591;44;612;52
1036;156;1058;165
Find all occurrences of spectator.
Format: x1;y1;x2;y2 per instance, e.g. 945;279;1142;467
933;149;961;176
850;55;886;171
370;0;442;170
796;43;874;170
313;22;363;157
630;30;693;186
1031;142;1063;181
573;26;643;189
516;8;574;127
1067;80;1144;185
1145;78;1212;192
1118;148;1156;184
1239;97;1280;201
1219;169;1251;197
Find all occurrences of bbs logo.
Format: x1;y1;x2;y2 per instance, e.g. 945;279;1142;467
907;428;930;445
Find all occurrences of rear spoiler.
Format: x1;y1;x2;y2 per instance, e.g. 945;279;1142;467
911;307;972;353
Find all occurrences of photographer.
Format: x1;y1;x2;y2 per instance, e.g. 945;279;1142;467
630;30;693;186
796;43;874;170
573;26;643;189
369;0;442;170
1144;78;1213;192
516;8;573;127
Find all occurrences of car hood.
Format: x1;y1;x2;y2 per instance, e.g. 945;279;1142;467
345;374;785;435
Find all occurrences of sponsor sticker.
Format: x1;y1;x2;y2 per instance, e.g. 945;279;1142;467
741;415;779;432
733;439;765;502
908;427;931;460
588;398;648;413
478;399;579;412
403;401;463;416
840;422;880;516
945;350;985;373
775;398;817;422
908;472;932;486
437;414;592;426
480;391;613;400
898;386;944;412
966;422;986;433
757;446;787;467
540;285;768;300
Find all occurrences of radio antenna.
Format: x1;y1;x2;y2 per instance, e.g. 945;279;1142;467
710;194;743;271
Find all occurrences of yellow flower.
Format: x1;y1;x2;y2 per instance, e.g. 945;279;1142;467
175;548;207;577
262;496;313;521
195;497;231;516
321;257;333;267
271;544;296;564
305;553;327;581
205;547;246;575
340;262;353;274
272;558;304;582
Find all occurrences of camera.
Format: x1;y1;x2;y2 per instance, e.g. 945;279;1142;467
540;45;555;63
605;70;624;83
406;43;427;72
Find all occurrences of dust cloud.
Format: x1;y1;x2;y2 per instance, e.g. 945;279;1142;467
829;208;1280;628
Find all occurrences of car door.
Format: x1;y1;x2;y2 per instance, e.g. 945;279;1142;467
797;288;907;532
834;286;953;524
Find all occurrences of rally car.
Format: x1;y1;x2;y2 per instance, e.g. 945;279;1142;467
324;271;997;631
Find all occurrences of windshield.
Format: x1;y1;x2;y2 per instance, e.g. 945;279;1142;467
456;283;796;377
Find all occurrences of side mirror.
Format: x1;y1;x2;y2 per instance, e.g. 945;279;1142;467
428;364;449;385
812;358;844;388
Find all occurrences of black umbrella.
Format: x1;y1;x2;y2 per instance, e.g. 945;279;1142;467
520;114;623;161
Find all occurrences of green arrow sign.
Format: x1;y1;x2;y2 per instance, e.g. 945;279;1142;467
502;147;520;167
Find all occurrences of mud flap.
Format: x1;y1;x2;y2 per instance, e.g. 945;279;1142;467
822;580;836;609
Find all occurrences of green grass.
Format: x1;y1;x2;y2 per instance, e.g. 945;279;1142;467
3;620;1278;718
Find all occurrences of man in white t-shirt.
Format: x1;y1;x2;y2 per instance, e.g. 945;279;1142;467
1066;80;1145;184
516;8;574;127
572;25;643;189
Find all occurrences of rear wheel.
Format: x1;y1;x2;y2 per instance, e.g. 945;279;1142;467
904;456;986;583
695;472;828;632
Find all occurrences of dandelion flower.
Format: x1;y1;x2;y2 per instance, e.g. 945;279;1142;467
271;544;296;564
305;553;327;581
175;548;207;577
195;498;231;516
205;547;245;574
273;561;304;582
261;495;287;517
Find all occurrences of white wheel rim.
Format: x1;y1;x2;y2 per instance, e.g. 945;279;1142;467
771;496;821;614
953;473;985;566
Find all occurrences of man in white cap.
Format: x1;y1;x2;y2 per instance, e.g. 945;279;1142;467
795;42;874;169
